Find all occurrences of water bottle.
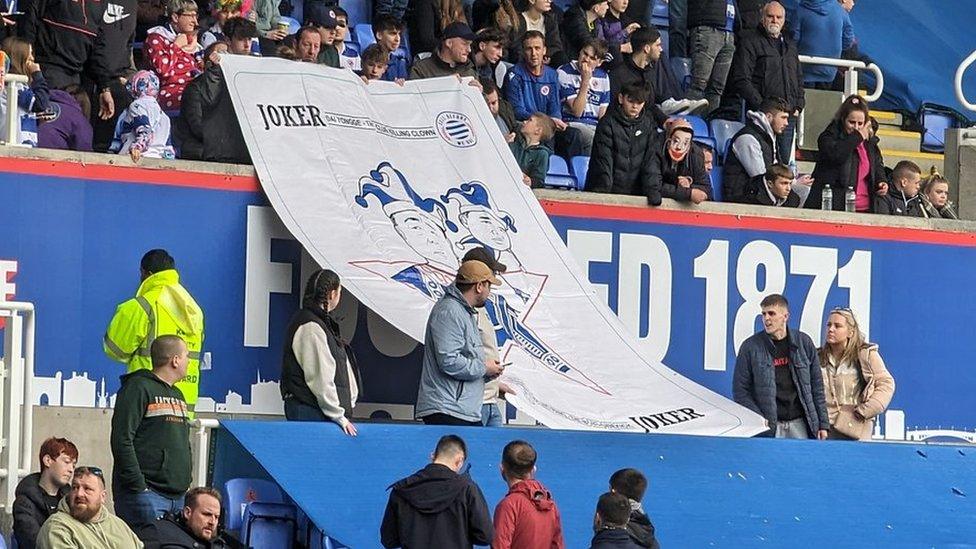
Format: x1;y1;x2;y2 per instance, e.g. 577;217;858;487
821;187;833;211
845;189;856;212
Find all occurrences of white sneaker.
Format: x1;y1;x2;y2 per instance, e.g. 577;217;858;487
659;98;709;115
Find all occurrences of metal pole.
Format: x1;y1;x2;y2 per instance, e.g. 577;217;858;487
2;75;28;145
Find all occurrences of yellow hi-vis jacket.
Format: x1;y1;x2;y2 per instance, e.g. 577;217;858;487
103;269;205;412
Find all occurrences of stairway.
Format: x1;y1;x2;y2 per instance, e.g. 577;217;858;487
871;109;945;174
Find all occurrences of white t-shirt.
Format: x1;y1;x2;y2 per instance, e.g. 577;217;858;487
522;12;546;34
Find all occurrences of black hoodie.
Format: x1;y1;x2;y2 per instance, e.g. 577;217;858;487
626;505;660;549
380;463;493;549
13;472;68;549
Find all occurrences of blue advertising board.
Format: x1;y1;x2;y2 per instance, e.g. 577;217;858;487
1;157;973;441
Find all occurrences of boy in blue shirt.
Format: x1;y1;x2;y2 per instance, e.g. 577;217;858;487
557;37;611;155
373;15;410;82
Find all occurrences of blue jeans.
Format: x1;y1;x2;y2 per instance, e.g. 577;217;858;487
284;399;328;421
686;26;735;114
114;488;184;531
481;403;503;427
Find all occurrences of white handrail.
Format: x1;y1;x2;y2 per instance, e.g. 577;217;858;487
798;55;884;102
0;301;35;514
954;49;976;112
191;418;220;487
2;74;29;146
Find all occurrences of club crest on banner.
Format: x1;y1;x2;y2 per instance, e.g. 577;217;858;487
435;111;477;148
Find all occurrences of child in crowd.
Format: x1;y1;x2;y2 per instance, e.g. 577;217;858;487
333;7;361;71
110;71;176;162
609;468;660;549
658;117;711;204
752;163;801;207
361;44;390;81
373;15;409;81
509;112;555;188
38;86;93;151
0;38;52;147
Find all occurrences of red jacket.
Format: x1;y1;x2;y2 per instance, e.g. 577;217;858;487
492;479;565;549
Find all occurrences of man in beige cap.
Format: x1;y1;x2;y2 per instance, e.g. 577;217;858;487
415;260;506;425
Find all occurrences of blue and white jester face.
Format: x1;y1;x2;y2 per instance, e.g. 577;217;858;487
391;210;457;269
461;210;511;251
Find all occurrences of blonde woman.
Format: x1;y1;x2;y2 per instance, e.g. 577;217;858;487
920;168;959;220
819;307;895;440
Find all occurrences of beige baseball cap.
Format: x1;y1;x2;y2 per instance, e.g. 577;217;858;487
456;260;501;286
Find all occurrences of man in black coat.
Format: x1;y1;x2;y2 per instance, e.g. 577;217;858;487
13;438;78;549
728;1;804;162
875;160;924;217
589;492;643;549
380;435;493;549
139;487;243;549
585;82;663;206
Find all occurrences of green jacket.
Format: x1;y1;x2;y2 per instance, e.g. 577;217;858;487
37;498;142;549
110;370;191;498
509;134;553;188
318;45;340;68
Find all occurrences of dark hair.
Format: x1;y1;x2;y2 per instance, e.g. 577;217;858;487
760;293;789;309
296;25;320;44
141;249;175;274
332;5;347;18
434;434;467;460
186;487;222;509
765;163;793;183
151;334;186;367
39;437;79;471
302;269;341;309
455;280;477;293
759;96;790;115
580;37;608;60
609;468;647;501
619;82;649;104
501;440;537;479
892;160;921;182
480;78;499;97
833;94;869;124
224;16;258;39
202;40;229;69
362;43;388;67
581;0;608;12
629;27;660;52
474;27;507;50
596;492;631;527
373;14;405;34
520;30;546;49
868;116;879;135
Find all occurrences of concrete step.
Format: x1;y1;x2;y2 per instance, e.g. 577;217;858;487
871;109;903;127
876;128;922;151
881;149;944;174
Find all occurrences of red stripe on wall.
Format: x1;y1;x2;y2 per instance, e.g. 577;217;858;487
0;157;261;192
540;200;976;247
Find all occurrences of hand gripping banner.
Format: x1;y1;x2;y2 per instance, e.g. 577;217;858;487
222;55;765;435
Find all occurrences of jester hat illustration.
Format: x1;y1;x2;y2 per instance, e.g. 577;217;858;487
355;162;458;232
441;181;517;233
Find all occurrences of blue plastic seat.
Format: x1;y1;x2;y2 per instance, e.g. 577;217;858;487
343;40;360;57
340;0;370;25
710;165;724;202
570;155;589;190
670;57;692;92
545;156;577;189
682;115;710;138
709;119;744;162
920;107;956;153
659;28;669;59
355;23;375;51
224;478;285;532
650;0;668;27
241;502;297;549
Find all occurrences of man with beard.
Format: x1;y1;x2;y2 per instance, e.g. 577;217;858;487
140;487;243;548
37;467;142;548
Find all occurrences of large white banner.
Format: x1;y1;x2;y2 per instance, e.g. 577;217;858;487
222;56;765;435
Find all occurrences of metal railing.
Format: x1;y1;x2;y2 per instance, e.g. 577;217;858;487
2;74;28;146
0;301;35;514
191;418;220;487
955;49;976;112
796;55;885;159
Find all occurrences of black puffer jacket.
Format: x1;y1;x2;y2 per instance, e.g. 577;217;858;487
808;121;886;211
728;25;804;112
658;142;712;202
875;188;924;217
585;109;662;205
688;0;733;29
189;65;251;165
13;473;68;549
626;506;660;549
139;512;245;548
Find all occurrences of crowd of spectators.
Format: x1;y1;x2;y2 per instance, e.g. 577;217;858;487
0;0;959;219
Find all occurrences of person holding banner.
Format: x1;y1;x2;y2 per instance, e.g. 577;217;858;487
818;307;895;440
280;269;362;435
416;260;506;426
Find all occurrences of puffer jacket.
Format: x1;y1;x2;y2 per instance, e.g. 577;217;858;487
874;187;924;218
733;329;830;437
415;283;487;423
820;343;895;440
808;120;885;211
728;23;804;112
585;108;662;205
658;141;712;202
192;65;250;164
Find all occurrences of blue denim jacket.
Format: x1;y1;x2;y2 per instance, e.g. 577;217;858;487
415;284;486;422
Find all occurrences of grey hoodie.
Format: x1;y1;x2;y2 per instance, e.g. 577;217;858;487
730;110;778;179
415;284;487;422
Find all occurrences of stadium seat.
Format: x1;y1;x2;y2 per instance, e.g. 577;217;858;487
659;28;669;59
919;105;958;153
279;16;301;35
340;0;370;25
650;0;668;27
683;115;710;139
224;478;285;532
670;57;692;92
344;41;360;57
709;119;744;162
355;24;375;51
553;0;574;13
545;156;577;190
710;165;723;202
241;502;297;548
570;156;589;190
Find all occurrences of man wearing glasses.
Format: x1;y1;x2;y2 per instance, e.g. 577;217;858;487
144;0;204;111
36;467;142;549
380;435;493;548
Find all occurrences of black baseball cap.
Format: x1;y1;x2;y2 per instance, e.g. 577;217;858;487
441;22;477;41
462;247;507;274
307;6;338;29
